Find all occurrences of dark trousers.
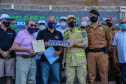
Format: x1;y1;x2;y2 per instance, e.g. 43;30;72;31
36;59;41;84
119;63;126;84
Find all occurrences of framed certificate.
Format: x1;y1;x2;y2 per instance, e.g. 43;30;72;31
32;40;45;53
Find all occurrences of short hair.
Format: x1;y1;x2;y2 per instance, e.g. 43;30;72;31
90;9;100;16
10;19;17;29
11;19;16;22
48;15;56;22
25;19;35;26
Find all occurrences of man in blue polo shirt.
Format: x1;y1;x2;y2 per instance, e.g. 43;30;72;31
0;14;16;84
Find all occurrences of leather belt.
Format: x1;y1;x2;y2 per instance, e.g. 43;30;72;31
88;48;105;52
86;46;108;53
17;54;35;58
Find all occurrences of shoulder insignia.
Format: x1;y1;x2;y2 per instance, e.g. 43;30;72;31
64;30;70;36
75;28;82;33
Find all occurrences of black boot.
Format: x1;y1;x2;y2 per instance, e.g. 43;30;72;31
115;77;122;84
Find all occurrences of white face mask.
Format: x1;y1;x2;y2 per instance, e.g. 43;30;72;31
39;25;46;30
60;22;67;27
81;21;87;27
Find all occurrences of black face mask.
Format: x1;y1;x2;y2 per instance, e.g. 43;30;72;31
90;16;98;23
107;22;113;27
68;21;76;28
3;21;11;27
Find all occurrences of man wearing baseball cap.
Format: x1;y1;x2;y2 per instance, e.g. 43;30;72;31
0;14;16;84
34;20;46;37
62;15;88;84
38;20;46;31
56;16;69;38
106;18;122;84
33;20;46;84
85;10;112;84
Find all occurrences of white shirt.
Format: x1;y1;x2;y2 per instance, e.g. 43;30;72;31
56;27;69;38
113;30;126;63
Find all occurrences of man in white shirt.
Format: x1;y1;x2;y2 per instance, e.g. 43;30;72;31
56;16;69;38
113;18;126;84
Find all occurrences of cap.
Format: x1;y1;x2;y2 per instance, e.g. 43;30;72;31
0;14;11;20
60;16;66;20
38;20;46;24
67;15;75;20
106;18;114;21
90;10;100;16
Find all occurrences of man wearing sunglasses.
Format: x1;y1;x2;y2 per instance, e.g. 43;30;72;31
37;16;63;84
3;19;43;84
0;14;16;84
113;18;126;84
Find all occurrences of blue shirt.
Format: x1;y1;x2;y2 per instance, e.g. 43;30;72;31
34;30;39;38
56;27;69;38
113;30;126;63
34;30;41;60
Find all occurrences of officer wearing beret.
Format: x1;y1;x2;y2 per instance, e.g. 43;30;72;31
85;10;112;84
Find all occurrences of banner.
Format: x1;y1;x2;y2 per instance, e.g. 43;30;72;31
0;10;120;28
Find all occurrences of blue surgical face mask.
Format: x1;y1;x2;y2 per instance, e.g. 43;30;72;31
12;23;18;29
121;24;126;30
47;22;55;29
60;22;67;27
27;27;36;34
3;21;11;27
39;25;46;30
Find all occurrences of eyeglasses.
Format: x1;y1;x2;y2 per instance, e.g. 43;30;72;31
30;24;36;28
3;19;10;22
12;23;17;25
121;22;126;24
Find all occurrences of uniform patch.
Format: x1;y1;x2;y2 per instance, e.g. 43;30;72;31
55;36;59;39
76;33;81;38
100;27;103;31
82;33;86;38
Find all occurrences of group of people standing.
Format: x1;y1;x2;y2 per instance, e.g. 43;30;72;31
0;9;126;84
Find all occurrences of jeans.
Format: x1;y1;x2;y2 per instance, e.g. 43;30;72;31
119;63;126;84
41;62;60;84
36;59;41;84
